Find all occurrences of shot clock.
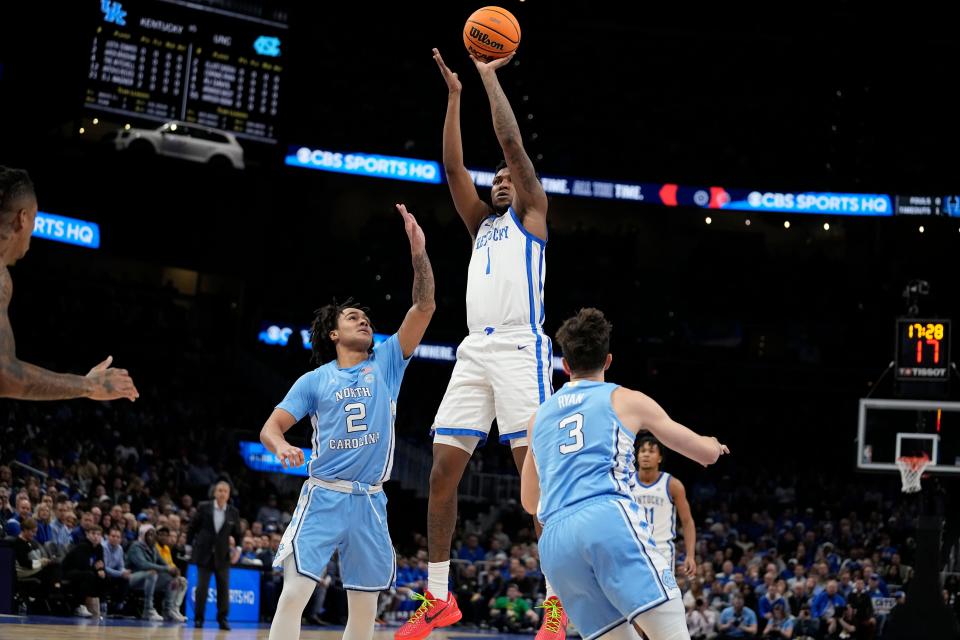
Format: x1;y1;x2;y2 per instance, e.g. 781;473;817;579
895;319;950;381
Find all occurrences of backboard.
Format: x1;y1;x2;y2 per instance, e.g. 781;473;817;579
856;398;960;473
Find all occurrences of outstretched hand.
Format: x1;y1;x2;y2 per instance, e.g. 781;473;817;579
432;48;461;94
470;52;515;75
397;203;425;255
86;355;139;402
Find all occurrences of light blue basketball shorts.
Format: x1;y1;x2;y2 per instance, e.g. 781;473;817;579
539;496;681;640
274;478;395;591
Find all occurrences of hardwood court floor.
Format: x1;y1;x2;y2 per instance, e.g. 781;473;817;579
0;616;530;640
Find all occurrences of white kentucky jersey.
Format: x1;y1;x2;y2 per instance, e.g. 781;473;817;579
466;208;546;334
633;472;677;565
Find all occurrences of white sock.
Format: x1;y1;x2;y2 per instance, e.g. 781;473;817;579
427;561;450;600
545;577;557;601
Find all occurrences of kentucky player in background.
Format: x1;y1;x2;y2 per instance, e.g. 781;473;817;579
633;435;699;580
260;204;435;640
522;308;729;640
397;49;558;640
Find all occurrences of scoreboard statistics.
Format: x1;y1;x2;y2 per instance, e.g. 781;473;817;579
895;319;951;381
84;0;287;142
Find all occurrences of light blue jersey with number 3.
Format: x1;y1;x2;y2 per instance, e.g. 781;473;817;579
532;380;637;524
277;334;410;485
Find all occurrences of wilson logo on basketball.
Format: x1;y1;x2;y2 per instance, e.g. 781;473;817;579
469;27;504;50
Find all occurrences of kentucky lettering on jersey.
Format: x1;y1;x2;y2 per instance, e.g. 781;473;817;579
276;334;410;485
466;208;546;333
474;224;509;248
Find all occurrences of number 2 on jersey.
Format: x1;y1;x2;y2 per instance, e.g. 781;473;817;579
344;402;368;433
558;413;584;454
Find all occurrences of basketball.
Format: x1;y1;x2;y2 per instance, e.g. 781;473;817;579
463;6;521;62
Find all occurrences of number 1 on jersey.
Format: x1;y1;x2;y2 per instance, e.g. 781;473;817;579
559;413;584;454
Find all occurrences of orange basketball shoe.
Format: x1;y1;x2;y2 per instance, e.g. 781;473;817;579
536;596;569;640
394;591;462;640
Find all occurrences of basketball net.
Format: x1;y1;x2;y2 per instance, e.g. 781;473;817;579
895;454;931;494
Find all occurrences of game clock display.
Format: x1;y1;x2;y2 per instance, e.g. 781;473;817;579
895;319;951;381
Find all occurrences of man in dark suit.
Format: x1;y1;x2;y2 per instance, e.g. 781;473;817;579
188;481;242;630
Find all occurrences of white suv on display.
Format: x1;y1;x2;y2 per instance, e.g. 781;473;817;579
110;121;245;169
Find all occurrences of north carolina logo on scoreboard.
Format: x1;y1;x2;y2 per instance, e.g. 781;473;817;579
100;0;127;26
254;36;281;57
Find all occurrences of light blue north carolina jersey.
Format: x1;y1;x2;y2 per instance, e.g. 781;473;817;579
532;380;636;524
466;208;546;334
277;334;410;485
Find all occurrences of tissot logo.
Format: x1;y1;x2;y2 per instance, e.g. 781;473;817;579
469;27;504;50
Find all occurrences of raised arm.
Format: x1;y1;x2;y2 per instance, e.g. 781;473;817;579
612;387;729;467
0;267;139;401
433;49;492;237
472;54;547;240
395;204;436;358
669;477;698;578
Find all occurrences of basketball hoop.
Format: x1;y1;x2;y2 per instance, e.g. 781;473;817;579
895;454;931;493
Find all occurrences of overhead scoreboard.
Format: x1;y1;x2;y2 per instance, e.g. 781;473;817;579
84;0;287;142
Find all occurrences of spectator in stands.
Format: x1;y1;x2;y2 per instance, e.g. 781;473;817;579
759;582;790;620
810;579;845;636
835;603;859;639
453;562;484;626
127;525;185;622
172;530;190;574
884;553;912;585
458;533;486;564
787;580;808;616
101;526;162;620
155;525;188;621
687;597;719;639
34;502;52;544
762;602;794;638
484;537;504;562
122;512;139;543
70;510;94;545
62;524;107;619
718;593;759;638
846;578;876;639
0;486;12;521
14;496;31;523
49;500;72;548
489;583;538;633
255;494;281;526
13;517;60;591
490;521;511;549
866;574;887;598
239;536;263;566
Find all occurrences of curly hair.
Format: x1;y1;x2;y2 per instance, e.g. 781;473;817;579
554;307;612;375
635;431;666;463
309;298;374;365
